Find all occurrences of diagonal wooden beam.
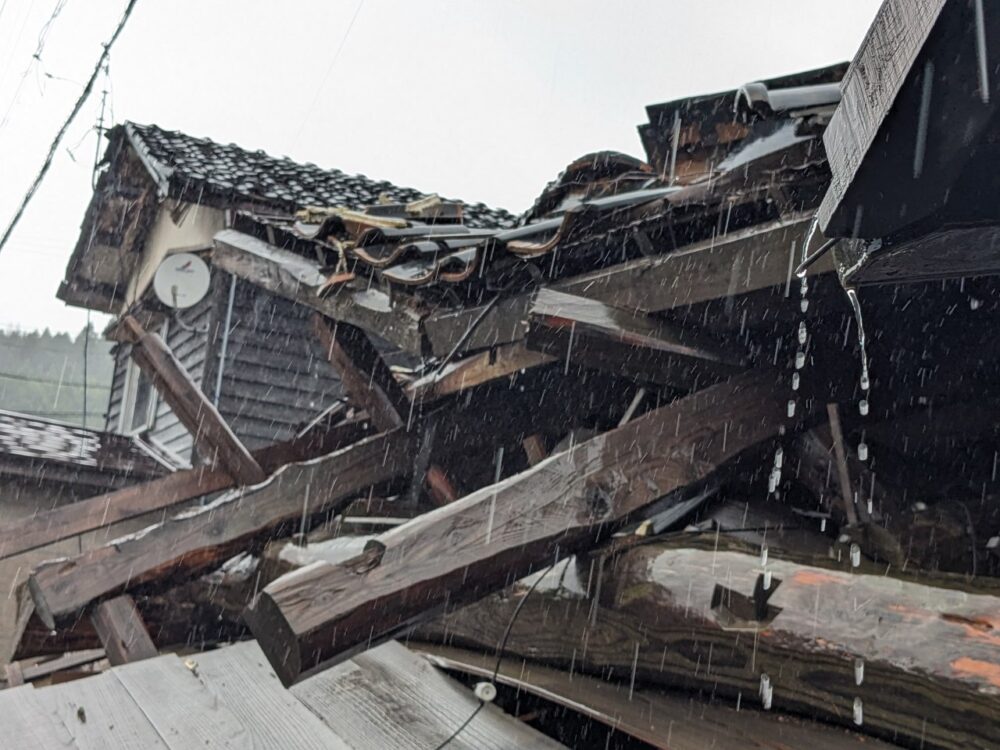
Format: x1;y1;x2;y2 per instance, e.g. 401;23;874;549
0;412;367;561
246;369;798;685
90;594;157;666
312;314;408;431
121;315;266;485
27;429;418;630
212;229;425;354
527;288;744;387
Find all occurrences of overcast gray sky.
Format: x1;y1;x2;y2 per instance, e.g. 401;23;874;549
0;0;882;334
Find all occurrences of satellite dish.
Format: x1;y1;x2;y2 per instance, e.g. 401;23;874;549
153;253;211;309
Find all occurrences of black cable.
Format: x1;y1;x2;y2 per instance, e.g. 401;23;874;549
0;0;140;259
433;560;558;750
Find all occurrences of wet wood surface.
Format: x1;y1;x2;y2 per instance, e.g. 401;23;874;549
419;645;903;750
426;542;1000;749
292;640;565;750
247;369;796;685
90;595;157;666
121;315;266;485
527;287;743;387
28;429;417;629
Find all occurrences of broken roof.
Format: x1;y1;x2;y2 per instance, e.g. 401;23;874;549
0;409;171;488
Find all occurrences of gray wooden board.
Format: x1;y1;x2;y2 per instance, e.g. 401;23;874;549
110;654;250;748
292;640;566;750
0;684;76;749
193;641;351;750
33;672;168;750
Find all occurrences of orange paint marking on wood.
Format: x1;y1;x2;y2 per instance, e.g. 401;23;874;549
791;570;846;587
951;656;1000;688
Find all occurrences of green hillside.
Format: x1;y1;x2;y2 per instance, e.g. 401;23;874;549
0;326;115;428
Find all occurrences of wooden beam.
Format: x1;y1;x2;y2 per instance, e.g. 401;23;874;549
313;315;408;431
0;412;368;560
121;316;266;485
246;369;796;685
557;215;827;313
28;429;417;629
521;434;548;466
407;341;555;401
90;595;157;666
425;539;1000;749
424;465;458;507
421;646;899;750
526;288;743;386
212;229;425;354
825;403;859;527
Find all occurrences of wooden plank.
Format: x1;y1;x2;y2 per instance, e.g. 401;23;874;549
247;369;796;685
527;287;743;386
291;641;565;750
0;684;79;749
408;341;555;401
90;596;157;666
20;650;105;682
428;541;1000;750
0;413;367;561
192;641;351;750
817;0;948;237
29;429;417;629
424;464;458;506
121;316;266;485
420;646;902;750
35;671;168;749
212;229;425;354
111;655;249;748
825;403;859;527
313;315;407;431
423;295;532;358
557;214;826;312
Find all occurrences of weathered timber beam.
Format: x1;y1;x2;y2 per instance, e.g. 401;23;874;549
90;595;157;666
121;315;266;485
246;369;797;685
28;429;417;629
0;411;368;560
313;314;409;431
212;229;424;354
407;341;555;402
557;214;828;312
526;287;744;387
420;646;899;750
424;541;1000;750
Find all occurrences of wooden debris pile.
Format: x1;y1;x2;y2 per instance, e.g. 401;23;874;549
4;5;1000;748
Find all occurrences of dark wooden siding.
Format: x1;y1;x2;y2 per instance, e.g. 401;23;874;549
104;343;128;433
211;278;343;452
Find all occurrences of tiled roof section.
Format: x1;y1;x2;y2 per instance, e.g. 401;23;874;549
124;122;517;229
0;410;169;479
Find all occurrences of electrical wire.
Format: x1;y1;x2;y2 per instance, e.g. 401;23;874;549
433;560;559;750
0;0;69;130
0;370;109;388
0;0;139;260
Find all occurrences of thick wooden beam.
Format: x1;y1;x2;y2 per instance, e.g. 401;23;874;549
526;288;743;386
0;412;368;561
426;540;1000;749
121;316;266;485
246;369;795;685
556;215;827;313
28;429;417;629
313;315;408;431
212;230;425;354
90;595;157;666
421;646;899;750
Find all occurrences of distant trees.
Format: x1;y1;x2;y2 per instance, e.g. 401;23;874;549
0;325;114;427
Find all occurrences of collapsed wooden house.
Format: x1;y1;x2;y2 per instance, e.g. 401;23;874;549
3;2;1000;747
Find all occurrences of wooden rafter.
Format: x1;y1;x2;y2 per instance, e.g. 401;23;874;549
120;315;266;485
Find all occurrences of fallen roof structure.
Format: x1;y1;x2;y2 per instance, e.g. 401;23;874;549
5;6;1000;747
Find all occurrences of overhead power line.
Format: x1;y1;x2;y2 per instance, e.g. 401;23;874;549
0;0;140;260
